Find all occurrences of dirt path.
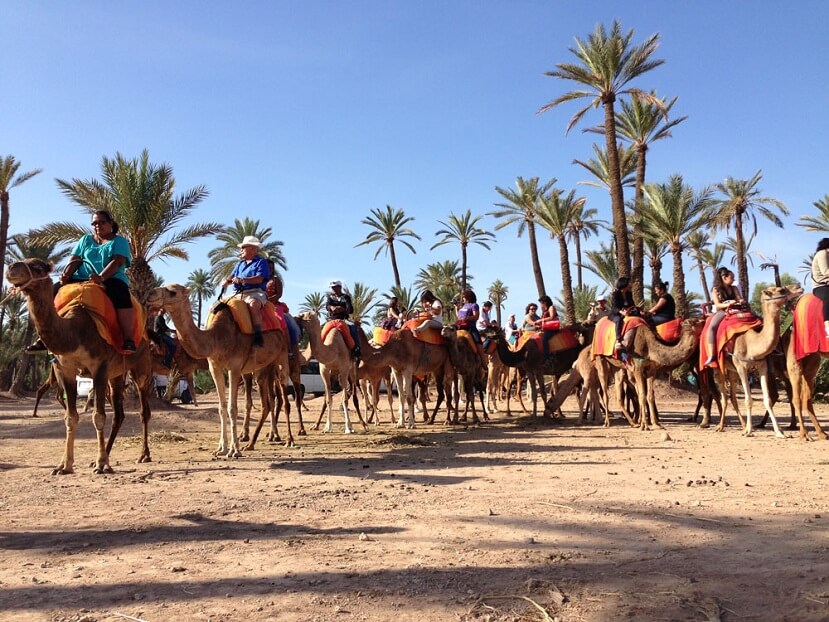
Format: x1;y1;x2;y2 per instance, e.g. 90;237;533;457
1;384;828;621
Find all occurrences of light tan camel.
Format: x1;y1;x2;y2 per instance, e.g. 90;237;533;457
708;285;802;437
786;323;829;441
150;348;207;405
296;312;366;434
440;326;488;425
7;258;153;474
544;345;602;423
485;348;507;414
358;328;453;428
147;284;290;457
593;319;701;430
358;357;394;425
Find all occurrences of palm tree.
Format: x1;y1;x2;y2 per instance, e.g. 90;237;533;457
300;292;325;315
566;201;606;289
414;260;467;308
539;19;665;279
639;175;713;317
612;92;687;302
355;205;421;288
574;142;637;190
349;282;379;330
685;231;713;304
557;284;600;323
644;236;668;301
490;177;556;297
431;210;495;291
536;189;585;324
33;150;221;305
584;242;618;291
487;279;509;326
208;217;286;284
710;170;789;298
0;156;43;294
186;268;215;328
797;194;829;232
702;242;726;294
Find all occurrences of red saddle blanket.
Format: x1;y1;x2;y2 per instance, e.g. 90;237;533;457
401;318;444;345
517;328;580;354
211;297;284;334
322;319;356;350
698;311;762;369
591;316;649;359
792;293;827;361
655;318;682;343
54;282;146;355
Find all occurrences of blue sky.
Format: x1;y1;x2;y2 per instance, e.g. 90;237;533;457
4;1;828;319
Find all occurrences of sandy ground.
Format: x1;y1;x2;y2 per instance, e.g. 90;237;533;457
1;382;829;622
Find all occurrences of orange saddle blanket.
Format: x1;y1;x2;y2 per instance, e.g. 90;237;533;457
591;316;648;359
212;297;283;334
698;312;762;369
372;326;395;346
517;329;580;354
792;293;827;361
322;320;356;350
401;318;444;345
54;282;146;355
655;318;682;343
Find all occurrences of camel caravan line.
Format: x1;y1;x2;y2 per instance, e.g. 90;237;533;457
8;257;828;477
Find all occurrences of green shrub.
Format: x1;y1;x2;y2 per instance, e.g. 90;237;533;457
193;369;215;394
813;358;829;402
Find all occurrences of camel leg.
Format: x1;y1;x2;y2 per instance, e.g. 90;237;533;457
397;371;415;429
32;366;58;418
53;370;81;475
209;362;231;456
224;369;243;458
240;374;254;443
134;371;153;463
104;376;127;461
268;378;283;443
322;368;335;434
341;371;355;434
757;365;785;438
735;365;756;437
91;368;113;474
645;374;662;430
245;366;274;451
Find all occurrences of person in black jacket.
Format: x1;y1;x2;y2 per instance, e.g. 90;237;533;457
610;277;638;353
326;280;361;359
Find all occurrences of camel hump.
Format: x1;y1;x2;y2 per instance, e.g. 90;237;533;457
209;297;284;334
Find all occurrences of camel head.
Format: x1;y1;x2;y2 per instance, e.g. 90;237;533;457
481;324;504;342
440;325;460;341
6;258;54;292
682;317;706;338
296;311;320;328
146;284;191;313
760;285;803;312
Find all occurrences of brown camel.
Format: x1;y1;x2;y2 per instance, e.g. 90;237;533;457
485;347;507;414
147;284;291;456
7;258;153;474
359;328;453;428
150;348;207;405
296;311;367;434
544;344;602;423
592;319;701;430
439;326;488;425
786;327;829;441
707;285;801;437
358;357;394;425
32;362;66;417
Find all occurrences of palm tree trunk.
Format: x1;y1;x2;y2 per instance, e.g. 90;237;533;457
10;320;35;396
603;99;631;279
128;256;157;310
632;146;647;304
575;234;583;289
558;235;576;324
651;256;663;298
696;258;711;304
527;222;546;297
0;192;10;295
197;295;203;329
461;244;468;291
735;211;749;296
672;246;688;318
389;243;401;289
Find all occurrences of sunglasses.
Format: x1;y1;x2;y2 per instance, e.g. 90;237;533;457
91;220;109;227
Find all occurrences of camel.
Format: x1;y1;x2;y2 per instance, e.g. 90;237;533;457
147;284;291;456
358;359;394;425
544;345;602;423
707;285;801;437
786;328;829;441
483;326;588;419
485;348;507;414
7;258;153;474
296;311;367;434
440;326;488;425
32;362;66;417
591;319;701;430
357;327;453;428
149;346;207;405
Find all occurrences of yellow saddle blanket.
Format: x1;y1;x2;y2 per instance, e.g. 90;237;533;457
210;298;283;334
54;282;145;355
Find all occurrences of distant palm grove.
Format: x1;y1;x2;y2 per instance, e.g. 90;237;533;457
1;20;826;394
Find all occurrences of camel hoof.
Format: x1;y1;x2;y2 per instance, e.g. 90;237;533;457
52;467;73;476
298;428;307;436
137;454;152;464
343;428;354;435
698;423;710;429
239;433;250;442
285;439;296;448
267;434;280;443
93;464;114;475
243;443;255;451
311;425;321;432
226;449;243;459
743;431;754;437
775;433;786;439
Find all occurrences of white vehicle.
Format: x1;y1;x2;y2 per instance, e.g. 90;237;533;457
76;377;94;398
287;359;326;397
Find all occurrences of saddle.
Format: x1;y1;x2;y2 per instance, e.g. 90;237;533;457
591;316;649;360
517;328;580;355
401;318;444;345
211;297;284;334
698;312;762;369
322;319;356;350
372;326;395;346
791;292;826;361
54;282;146;355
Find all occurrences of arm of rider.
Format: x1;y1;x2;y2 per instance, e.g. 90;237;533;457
90;255;126;285
60;256;83;284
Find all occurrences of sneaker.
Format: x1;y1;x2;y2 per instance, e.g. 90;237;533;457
121;339;136;352
25;339;48;354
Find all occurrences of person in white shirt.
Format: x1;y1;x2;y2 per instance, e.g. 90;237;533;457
412;290;443;335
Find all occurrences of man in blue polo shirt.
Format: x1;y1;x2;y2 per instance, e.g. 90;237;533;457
224;236;269;347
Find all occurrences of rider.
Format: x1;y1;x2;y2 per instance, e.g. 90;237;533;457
411;290;443;335
703;267;746;366
538;295;560;359
326;280;361;359
223;235;269;348
647;281;676;326
610;277;639;354
153;309;176;368
811;238;829;338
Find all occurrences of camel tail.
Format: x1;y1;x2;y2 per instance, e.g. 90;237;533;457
545;367;582;413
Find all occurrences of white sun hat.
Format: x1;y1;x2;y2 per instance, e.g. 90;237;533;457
330;280;343;288
238;235;262;248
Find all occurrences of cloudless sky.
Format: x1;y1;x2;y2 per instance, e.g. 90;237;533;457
3;1;828;320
